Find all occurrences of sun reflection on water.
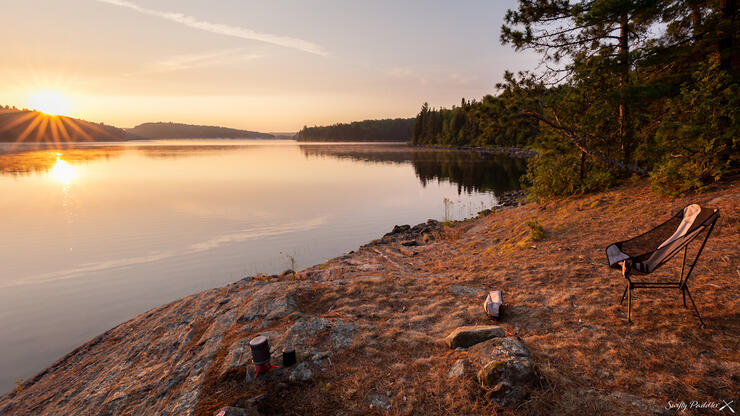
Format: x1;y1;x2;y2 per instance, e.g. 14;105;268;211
50;154;75;184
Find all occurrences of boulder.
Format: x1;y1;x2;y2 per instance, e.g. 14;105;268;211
469;337;537;407
445;326;504;349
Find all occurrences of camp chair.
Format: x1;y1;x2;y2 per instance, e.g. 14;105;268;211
606;204;720;326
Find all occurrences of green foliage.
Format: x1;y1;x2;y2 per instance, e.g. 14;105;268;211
523;152;615;199
411;95;540;148
650;57;738;197
296;118;414;141
525;219;545;242
410;1;738;200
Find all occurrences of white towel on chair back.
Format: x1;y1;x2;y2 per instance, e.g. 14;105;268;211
658;204;701;249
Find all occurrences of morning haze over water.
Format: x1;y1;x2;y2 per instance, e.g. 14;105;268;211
0;140;524;392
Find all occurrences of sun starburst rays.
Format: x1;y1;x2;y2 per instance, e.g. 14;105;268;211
0;109;120;147
15;114;45;144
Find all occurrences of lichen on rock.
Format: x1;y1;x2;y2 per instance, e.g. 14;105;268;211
468;337;537;406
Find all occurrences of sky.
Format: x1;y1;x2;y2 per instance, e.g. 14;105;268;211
0;0;538;132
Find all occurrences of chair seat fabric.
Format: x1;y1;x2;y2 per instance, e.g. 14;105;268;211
606;204;719;274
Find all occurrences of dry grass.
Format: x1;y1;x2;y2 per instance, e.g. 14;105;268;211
194;179;740;415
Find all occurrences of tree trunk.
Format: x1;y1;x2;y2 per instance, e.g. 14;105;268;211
690;1;702;35
719;0;737;71
618;15;632;164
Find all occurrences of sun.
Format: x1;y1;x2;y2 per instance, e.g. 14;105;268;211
29;91;70;116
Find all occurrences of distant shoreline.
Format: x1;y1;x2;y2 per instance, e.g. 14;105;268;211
411;144;537;158
294;138;409;143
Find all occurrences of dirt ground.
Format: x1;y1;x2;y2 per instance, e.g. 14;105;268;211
193;178;739;416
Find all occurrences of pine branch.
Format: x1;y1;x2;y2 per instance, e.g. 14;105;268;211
517;110;649;176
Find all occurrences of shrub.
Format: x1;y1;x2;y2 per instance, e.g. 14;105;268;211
525;219;545;241
524;152;615;199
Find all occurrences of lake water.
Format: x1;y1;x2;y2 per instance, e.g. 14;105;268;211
0;140;525;393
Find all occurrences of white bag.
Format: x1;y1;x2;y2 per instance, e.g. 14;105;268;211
483;290;503;319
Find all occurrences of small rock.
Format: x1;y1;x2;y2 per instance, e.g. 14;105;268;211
279;269;296;279
579;325;598;332
398;246;416;256
447;359;467;378
309;351;331;362
245;394;267;406
390;224;411;234
449;285;486;296
288;362;313;382
400;240;418;247
214;406;258;416
445;326;505;349
368;393;391;410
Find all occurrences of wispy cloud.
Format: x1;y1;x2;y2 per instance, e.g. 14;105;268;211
386;66;478;87
94;0;328;56
148;49;263;73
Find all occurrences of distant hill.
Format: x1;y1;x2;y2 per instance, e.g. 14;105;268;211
295;118;414;142
0;106;128;143
127;122;274;139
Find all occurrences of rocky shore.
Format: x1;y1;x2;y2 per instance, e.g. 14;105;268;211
412;144;537;159
1;180;737;416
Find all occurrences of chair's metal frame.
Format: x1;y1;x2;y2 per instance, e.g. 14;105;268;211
618;211;719;327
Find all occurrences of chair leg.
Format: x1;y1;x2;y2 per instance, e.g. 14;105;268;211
684;286;705;327
682;287;687;307
627;284;632;323
620;285;628;305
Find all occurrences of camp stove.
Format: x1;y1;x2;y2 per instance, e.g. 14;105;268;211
249;335;277;378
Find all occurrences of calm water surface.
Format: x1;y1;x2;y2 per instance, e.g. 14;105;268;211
0;140;525;392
